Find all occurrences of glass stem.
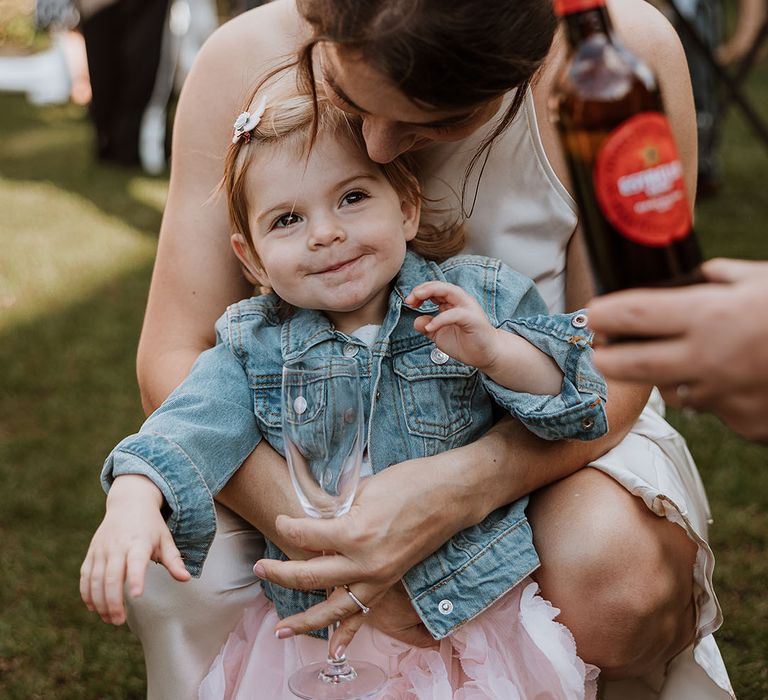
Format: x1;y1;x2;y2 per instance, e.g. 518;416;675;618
320;550;355;680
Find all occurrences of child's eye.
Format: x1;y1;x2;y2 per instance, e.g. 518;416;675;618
341;190;369;206
272;212;302;229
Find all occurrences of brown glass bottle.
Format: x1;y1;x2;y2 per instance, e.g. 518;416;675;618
551;0;703;293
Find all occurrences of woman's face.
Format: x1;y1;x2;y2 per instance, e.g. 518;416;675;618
319;44;504;163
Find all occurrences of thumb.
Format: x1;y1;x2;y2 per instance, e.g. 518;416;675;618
159;534;191;582
702;257;763;284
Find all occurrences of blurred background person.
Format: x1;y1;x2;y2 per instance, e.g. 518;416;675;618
78;0;170;167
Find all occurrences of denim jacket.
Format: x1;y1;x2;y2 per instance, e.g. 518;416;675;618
102;252;608;639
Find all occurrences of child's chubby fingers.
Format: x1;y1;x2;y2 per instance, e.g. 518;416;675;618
86;554;111;623
158;532;191;583
405;281;467;308
90;555;122;623
420;307;474;334
124;542;153;600
102;553;129;625
79;552;96;611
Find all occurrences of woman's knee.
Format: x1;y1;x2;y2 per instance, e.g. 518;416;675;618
528;468;697;677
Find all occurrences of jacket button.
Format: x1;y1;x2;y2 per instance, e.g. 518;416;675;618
430;347;449;365
581;417;594;430
571;313;588;328
438;599;454;615
293;396;308;415
343;343;359;358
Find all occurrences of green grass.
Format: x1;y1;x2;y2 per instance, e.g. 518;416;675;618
1;55;767;700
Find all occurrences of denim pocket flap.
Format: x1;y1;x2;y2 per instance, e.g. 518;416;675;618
392;345;477;439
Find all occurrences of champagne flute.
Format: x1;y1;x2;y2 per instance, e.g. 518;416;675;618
281;355;387;699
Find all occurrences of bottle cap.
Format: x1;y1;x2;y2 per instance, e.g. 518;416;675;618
553;0;606;16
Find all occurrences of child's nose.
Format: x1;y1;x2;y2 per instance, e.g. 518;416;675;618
308;218;347;248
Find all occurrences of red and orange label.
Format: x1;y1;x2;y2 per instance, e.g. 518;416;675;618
594;112;692;247
554;0;606;16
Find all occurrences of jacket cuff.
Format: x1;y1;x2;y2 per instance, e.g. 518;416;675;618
100;434;217;577
483;311;608;441
402;512;539;639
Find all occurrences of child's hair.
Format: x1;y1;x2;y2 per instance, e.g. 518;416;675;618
222;90;464;272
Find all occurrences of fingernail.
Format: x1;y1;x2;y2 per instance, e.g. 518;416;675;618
333;644;346;659
253;562;266;578
275;627;295;639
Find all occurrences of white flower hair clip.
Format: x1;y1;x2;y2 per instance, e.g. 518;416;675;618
232;94;268;144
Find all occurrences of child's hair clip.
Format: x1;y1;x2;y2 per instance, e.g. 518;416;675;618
232;95;268;144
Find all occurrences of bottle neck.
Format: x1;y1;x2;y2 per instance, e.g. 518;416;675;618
558;3;613;47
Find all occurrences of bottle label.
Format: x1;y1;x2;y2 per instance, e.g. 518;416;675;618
554;0;606;16
593;112;692;247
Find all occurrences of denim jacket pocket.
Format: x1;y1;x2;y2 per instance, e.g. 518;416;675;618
392;341;477;439
248;371;283;430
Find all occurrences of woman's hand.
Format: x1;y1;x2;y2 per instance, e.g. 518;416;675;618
271;580;435;655
588;258;768;441
253;461;477;646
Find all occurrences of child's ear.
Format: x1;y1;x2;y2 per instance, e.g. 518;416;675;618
401;195;421;242
230;234;269;287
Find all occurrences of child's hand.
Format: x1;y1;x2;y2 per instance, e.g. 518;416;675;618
405;281;500;371
79;475;190;625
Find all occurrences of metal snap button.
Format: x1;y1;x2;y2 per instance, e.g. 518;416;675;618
430;347;449;365
343;343;359;358
438;599;454;615
293;396;307;415
571;313;588;328
581;417;594;430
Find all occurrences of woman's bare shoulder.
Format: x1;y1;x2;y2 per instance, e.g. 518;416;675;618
186;0;307;111
168;0;308;182
606;0;683;68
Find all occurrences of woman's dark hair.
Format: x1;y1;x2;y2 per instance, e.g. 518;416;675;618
296;0;557;206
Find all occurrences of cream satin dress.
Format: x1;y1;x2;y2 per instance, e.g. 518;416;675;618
127;89;734;700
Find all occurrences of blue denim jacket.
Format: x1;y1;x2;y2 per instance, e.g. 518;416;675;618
102;252;607;639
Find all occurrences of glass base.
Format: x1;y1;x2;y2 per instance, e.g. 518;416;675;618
288;659;386;699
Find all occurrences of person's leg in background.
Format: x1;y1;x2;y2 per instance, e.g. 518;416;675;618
80;0;169;166
79;1;120;161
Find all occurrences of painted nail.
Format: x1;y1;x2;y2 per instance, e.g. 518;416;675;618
253;562;266;578
275;627;295;640
333;644;347;660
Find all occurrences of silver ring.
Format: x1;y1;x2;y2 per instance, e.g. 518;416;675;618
344;585;370;615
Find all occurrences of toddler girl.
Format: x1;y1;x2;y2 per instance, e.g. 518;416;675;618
81;88;608;699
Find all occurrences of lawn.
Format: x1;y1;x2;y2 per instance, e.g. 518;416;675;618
1;18;767;700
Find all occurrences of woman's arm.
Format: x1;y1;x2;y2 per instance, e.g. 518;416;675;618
137;4;298;414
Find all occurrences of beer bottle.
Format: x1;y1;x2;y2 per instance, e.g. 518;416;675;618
551;0;703;293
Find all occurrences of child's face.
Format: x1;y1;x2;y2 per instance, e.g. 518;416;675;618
233;132;420;332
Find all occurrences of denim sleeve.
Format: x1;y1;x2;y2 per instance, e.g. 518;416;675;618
100;338;261;577
482;264;608;441
481;311;608;441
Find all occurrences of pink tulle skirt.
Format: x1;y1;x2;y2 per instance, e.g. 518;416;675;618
199;578;599;699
